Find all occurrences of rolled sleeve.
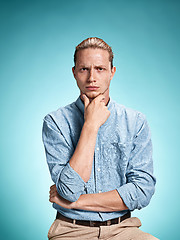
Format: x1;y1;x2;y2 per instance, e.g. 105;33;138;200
116;113;156;211
58;163;87;202
42;114;87;202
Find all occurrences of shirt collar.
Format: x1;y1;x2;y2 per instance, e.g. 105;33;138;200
75;95;113;115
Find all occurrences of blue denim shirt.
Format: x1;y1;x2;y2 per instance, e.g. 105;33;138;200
42;96;156;221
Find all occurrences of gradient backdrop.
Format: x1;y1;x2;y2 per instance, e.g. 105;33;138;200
0;0;180;239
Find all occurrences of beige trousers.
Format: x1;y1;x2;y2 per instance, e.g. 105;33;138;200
48;217;159;240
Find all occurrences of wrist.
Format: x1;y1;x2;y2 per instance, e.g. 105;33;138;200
71;199;80;210
83;121;99;134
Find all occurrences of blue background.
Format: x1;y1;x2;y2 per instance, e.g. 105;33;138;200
0;0;179;239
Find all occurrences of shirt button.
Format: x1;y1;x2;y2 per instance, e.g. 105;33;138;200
97;168;100;172
96;147;99;151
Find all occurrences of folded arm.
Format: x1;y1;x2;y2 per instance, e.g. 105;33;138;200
48;113;156;212
49;185;128;212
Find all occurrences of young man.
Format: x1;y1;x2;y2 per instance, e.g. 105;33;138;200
42;37;158;239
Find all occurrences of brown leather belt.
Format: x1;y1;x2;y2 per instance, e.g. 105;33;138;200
56;211;131;227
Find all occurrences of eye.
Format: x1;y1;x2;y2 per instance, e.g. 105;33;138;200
80;67;88;72
97;67;104;71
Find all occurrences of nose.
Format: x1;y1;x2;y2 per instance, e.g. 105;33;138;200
88;68;96;83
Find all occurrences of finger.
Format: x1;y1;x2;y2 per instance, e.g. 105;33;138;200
93;94;105;103
49;188;57;195
49;197;54;203
50;186;57;193
100;97;105;104
50;192;56;198
49;189;54;195
102;87;109;95
49;193;56;200
50;185;56;190
50;184;56;189
82;94;90;109
49;190;55;197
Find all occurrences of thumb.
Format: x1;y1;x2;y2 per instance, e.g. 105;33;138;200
82;94;90;109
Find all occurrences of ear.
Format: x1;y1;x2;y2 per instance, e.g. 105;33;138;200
110;66;116;80
72;66;76;79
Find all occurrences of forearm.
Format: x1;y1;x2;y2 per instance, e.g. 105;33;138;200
50;185;128;212
69;122;98;182
69;94;110;183
74;190;128;212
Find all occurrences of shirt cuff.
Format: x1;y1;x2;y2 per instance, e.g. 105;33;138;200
116;183;139;211
57;163;87;202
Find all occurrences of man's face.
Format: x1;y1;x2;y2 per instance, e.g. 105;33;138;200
72;48;116;101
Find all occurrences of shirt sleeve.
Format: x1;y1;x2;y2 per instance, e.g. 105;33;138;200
116;113;156;211
42;114;87;202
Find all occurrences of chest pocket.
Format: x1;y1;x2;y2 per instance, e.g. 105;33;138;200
101;141;132;171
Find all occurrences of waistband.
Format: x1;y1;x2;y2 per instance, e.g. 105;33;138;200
56;211;131;227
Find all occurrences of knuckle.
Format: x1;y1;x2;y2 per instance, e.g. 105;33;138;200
93;98;98;103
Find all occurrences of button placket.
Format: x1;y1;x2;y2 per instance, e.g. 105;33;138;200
94;142;100;193
95;137;102;195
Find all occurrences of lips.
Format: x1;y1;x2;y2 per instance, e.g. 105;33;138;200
86;86;99;91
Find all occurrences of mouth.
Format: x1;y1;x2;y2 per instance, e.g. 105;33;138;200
86;86;99;91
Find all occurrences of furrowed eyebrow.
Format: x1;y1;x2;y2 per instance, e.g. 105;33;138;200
78;65;106;68
95;65;106;68
78;65;107;69
79;65;88;68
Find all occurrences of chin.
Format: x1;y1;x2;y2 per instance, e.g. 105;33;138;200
86;92;99;99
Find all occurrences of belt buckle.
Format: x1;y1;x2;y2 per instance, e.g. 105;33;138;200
90;220;109;227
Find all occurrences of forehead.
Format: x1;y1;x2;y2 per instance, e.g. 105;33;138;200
76;48;110;66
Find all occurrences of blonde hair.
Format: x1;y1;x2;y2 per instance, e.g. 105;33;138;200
74;37;114;69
